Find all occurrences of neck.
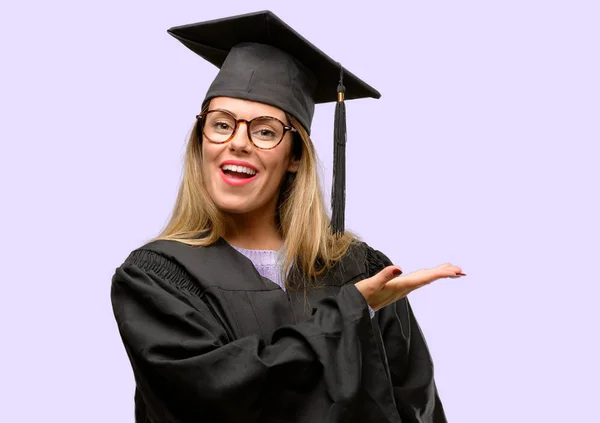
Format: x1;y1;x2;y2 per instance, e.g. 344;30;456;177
223;209;283;251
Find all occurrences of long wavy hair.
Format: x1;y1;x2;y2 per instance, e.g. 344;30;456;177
152;112;356;288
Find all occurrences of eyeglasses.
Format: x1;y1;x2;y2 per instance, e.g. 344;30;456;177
196;109;298;150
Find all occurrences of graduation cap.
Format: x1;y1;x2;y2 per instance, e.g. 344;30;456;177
167;10;381;234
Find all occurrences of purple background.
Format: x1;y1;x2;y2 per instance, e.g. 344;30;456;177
2;1;599;421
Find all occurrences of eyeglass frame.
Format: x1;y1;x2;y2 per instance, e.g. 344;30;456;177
195;109;298;150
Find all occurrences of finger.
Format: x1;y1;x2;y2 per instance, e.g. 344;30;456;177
432;264;463;275
439;268;464;278
384;265;403;279
356;265;403;299
387;271;434;290
376;265;402;286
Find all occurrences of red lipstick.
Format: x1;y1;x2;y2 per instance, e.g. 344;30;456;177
219;160;259;187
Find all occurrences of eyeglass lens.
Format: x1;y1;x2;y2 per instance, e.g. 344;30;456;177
203;111;285;148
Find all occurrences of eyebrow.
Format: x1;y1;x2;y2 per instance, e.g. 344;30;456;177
209;108;289;124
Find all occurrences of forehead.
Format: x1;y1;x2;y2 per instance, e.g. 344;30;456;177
208;97;287;121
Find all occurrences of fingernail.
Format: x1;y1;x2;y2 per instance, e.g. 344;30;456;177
456;272;467;276
392;268;402;276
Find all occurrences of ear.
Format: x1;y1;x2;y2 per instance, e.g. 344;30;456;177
287;155;300;173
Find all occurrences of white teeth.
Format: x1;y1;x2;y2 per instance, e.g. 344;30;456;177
221;164;256;176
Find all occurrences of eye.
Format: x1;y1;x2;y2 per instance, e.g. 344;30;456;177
259;129;276;137
251;118;283;140
251;127;279;141
213;121;233;131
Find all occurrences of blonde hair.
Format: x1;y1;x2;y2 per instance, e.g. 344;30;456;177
152;114;356;288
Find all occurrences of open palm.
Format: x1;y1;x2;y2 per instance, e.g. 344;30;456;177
355;263;464;311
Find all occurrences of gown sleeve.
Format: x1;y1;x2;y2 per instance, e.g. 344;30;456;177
111;249;376;422
366;246;448;423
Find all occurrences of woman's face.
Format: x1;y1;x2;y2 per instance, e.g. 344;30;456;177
200;96;300;216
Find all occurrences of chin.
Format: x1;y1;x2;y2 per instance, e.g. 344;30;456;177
213;197;258;215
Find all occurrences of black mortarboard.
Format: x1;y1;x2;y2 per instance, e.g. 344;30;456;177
167;10;381;234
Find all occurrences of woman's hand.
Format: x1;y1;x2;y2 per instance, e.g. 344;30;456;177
355;264;465;312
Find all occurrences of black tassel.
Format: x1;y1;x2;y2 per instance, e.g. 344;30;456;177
331;65;346;235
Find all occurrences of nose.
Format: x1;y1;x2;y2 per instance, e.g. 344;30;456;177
228;121;252;153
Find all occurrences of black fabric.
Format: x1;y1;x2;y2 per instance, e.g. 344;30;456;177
202;42;316;134
167;10;381;132
111;239;446;422
367;247;448;422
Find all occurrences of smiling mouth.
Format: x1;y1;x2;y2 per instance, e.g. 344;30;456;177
222;169;254;179
221;164;257;179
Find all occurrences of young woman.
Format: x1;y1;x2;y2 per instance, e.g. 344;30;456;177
111;11;464;423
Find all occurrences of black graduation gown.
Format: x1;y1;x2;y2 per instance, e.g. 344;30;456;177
111;238;446;422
